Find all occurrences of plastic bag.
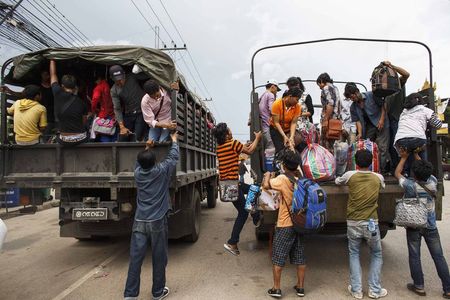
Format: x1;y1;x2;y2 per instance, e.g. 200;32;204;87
301;143;336;182
347;139;380;172
334;141;349;177
257;189;280;211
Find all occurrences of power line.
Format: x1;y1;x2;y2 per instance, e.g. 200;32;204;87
158;0;185;44
130;0;167;48
44;0;93;45
144;0;176;46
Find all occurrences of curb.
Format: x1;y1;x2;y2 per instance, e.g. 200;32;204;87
0;199;60;219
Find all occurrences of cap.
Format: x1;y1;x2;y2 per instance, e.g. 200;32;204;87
267;79;281;91
109;65;125;81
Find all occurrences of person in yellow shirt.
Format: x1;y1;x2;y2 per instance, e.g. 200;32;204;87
7;85;47;145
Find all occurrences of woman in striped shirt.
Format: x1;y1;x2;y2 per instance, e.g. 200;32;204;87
213;122;262;256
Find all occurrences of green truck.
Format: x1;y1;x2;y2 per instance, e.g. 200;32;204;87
0;46;218;242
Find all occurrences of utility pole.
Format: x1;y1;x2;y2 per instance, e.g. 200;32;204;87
0;0;24;26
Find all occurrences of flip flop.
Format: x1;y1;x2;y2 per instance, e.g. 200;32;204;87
407;283;426;296
223;243;240;256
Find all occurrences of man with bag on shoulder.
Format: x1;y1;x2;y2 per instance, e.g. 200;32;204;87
335;149;387;299
212;123;262;256
262;149;306;298
394;148;450;299
345;82;390;174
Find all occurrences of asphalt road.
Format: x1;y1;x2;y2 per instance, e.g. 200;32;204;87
1;181;449;300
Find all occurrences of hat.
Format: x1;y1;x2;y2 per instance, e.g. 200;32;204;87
109;65;125;81
267;79;281;91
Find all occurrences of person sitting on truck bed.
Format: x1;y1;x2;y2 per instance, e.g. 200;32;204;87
213;122;262;256
124;131;179;300
91;74;116;142
50;60;89;146
262;149;306;298
344;82;390;174
394;147;450;299
6;84;47;145
142;79;178;142
335;149;387;299
317;72;342;151
269;87;303;154
394;92;442;176
109;65;147;142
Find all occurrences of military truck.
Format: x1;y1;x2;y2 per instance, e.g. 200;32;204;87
0;46;218;242
249;38;444;239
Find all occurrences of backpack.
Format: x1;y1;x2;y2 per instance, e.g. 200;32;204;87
371;62;401;98
286;176;327;233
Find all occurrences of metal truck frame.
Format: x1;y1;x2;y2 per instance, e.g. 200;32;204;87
249;38;444;239
0;46;218;242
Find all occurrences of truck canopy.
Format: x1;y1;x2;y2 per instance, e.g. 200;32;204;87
3;46;178;90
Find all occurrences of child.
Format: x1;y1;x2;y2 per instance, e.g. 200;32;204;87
262;149;306;298
394;148;450;299
335;149;387;299
394;92;442;175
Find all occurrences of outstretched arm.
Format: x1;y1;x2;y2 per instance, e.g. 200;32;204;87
242;131;262;155
49;60;58;85
394;147;409;180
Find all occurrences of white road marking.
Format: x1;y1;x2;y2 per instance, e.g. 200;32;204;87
51;248;127;300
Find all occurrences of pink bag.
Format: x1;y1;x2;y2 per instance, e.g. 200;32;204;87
301;143;336;182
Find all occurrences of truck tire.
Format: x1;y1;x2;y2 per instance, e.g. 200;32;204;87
380;230;388;239
184;189;201;242
206;180;218;208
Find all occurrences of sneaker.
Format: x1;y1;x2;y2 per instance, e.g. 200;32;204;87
152;287;170;300
267;288;282;298
293;286;305;297
368;288;388;299
406;283;426;296
348;285;363;299
224;243;240;256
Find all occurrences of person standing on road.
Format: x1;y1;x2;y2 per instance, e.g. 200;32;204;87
110;65;147;142
335;149;387;299
394;148;450;299
213;123;262;256
259;79;280;150
262;149;306;298
124;131;179;300
238;156;248;183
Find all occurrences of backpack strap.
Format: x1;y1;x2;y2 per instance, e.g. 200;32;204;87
416;181;436;198
153;92;165;120
60;94;78;116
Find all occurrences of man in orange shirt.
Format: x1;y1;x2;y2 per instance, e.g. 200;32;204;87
269;87;302;154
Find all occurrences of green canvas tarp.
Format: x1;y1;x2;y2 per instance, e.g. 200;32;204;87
4;46;178;89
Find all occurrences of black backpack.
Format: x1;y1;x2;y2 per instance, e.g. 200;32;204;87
371;62;401;98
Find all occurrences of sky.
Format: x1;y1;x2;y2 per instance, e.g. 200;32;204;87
1;0;450;140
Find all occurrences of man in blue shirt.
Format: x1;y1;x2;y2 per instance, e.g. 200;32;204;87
345;83;390;174
124;132;179;300
395;148;450;299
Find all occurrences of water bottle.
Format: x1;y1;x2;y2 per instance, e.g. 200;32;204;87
245;184;260;212
368;218;376;236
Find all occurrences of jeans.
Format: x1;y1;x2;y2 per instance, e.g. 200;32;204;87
124;217;169;299
395;138;427;177
228;183;258;245
366;122;390;173
149;127;170;142
269;126;303;154
406;228;450;293
347;223;383;294
262;127;275;150
120;112;147;142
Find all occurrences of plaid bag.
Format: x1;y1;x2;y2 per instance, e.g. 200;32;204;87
347;139;380;173
301;143;336;182
219;180;239;202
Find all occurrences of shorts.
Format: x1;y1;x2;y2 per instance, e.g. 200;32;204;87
272;226;305;267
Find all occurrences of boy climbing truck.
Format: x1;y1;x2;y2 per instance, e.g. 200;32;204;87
249;38;444;240
0;46;218;242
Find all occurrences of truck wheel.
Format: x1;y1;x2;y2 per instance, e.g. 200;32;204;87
380;230;388;239
206;180;218;208
184;190;201;242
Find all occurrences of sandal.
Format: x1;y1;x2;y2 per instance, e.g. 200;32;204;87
407;283;426;296
223;243;240;256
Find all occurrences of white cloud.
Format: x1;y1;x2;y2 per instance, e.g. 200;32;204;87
231;70;248;80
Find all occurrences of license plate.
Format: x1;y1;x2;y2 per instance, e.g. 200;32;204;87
72;208;108;220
